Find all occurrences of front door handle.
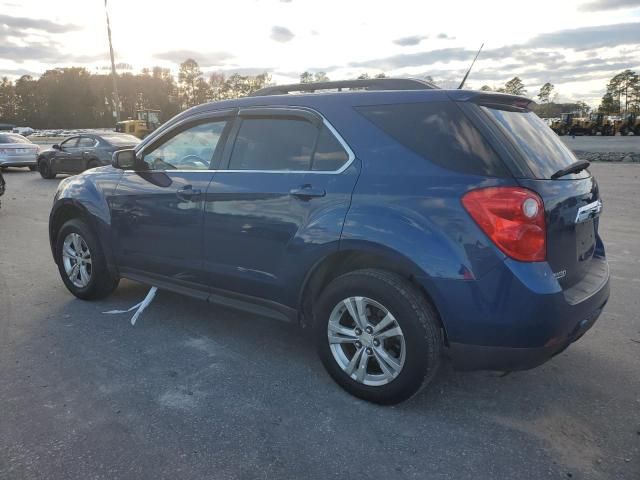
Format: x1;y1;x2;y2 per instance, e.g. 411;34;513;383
176;185;202;201
289;184;326;200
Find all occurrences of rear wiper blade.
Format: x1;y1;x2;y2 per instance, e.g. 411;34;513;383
551;160;590;179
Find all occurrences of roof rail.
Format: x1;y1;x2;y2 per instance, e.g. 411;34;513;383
251;78;438;96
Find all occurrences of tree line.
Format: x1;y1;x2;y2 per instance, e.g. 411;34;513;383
479;69;640;117
0;60;275;129
0;58;638;128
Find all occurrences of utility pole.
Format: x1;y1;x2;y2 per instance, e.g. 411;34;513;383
104;0;120;122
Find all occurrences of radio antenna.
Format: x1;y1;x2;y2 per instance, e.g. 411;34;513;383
458;43;484;89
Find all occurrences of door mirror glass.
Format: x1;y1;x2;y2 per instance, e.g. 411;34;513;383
52;144;60;150
112;149;137;169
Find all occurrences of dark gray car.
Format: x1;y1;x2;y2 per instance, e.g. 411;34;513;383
38;132;140;179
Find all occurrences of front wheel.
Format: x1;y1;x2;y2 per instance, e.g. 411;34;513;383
313;269;442;404
55;219;119;300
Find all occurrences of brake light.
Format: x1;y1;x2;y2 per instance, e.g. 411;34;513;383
462;187;546;262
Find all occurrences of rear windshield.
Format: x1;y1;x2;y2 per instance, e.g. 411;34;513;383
102;134;141;146
481;106;587;179
355;102;509;177
0;134;30;144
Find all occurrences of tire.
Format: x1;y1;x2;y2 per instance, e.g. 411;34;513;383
313;269;442;405
87;159;101;170
28;165;37;171
38;159;56;179
54;218;119;300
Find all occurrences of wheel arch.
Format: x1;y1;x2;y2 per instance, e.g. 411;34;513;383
298;245;449;344
49;199;118;278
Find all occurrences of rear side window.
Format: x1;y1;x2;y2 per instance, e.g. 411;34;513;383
312;126;349;171
356;102;508;176
480;106;586;179
0;134;29;144
229;118;316;171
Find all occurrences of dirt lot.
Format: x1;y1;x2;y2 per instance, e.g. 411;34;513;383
0;164;639;480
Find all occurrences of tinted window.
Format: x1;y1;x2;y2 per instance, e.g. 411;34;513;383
481;106;587;179
0;134;29;144
142;121;226;170
356;102;508;176
229;118;316;171
312;126;349;171
102;134;140;146
77;137;96;148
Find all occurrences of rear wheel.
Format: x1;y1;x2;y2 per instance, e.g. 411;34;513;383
87;159;101;170
38;159;56;179
313;269;441;404
55;219;119;300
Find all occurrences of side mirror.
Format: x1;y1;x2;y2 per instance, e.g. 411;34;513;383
52;144;60;150
112;149;137;169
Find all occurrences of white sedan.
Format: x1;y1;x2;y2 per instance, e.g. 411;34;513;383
0;133;39;171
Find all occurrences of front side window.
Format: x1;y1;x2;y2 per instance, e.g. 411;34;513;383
142;121;227;171
61;137;78;149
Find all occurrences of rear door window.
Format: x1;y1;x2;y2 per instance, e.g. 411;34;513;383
356;102;508;177
480;106;587;179
229;118;317;171
78;137;96;148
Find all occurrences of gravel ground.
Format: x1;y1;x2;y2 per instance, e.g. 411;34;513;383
0;163;639;480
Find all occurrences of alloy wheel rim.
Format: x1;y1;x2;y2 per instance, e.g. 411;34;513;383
328;296;406;386
62;233;92;288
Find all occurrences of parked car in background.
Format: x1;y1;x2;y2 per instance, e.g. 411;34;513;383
48;79;610;404
0;169;5;208
38;132;140;179
0;133;39;171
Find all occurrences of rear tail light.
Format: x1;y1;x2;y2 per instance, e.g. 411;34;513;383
462;187;546;262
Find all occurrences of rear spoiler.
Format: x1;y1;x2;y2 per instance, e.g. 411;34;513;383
446;90;535;111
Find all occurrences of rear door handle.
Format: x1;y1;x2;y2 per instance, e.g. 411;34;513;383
289;184;326;200
176;185;202;201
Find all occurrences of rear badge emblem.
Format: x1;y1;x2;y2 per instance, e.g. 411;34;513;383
553;270;567;279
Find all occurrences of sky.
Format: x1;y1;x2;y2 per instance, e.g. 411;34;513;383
0;0;639;106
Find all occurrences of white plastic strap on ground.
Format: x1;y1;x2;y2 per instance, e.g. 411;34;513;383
102;286;158;326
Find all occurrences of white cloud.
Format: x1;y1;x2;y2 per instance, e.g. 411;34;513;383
0;0;638;106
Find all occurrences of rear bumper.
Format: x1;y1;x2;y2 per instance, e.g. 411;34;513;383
446;294;606;370
0;155;37;167
421;255;610;371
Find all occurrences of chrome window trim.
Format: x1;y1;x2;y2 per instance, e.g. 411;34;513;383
128;108;355;175
223;116;355;175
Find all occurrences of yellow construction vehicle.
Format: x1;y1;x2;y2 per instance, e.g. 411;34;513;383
588;113;614;136
616;113;640;136
115;109;161;139
550;113;575;136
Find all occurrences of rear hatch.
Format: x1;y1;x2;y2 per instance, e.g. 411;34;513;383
475;97;602;291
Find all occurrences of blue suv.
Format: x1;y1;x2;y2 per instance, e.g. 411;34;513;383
49;79;610;404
